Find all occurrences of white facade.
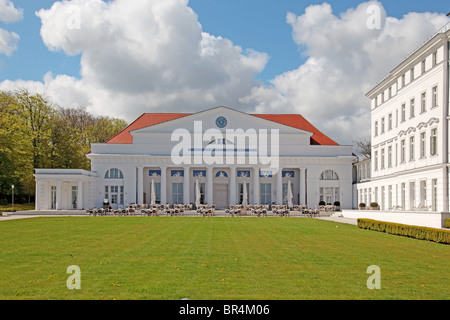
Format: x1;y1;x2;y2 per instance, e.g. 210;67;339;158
356;23;450;212
34;107;354;210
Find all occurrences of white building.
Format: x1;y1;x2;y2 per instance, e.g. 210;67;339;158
356;22;450;212
34;106;354;211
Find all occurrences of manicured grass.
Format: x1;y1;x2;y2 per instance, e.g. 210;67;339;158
0;217;449;300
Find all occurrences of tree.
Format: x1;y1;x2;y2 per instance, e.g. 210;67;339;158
353;137;371;160
0;89;128;203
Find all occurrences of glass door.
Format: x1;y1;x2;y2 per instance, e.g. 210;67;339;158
260;183;271;205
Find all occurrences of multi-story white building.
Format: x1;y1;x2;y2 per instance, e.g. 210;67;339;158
34;107;354;211
356;22;450;212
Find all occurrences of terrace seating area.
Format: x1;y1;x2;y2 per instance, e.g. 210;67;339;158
85;203;338;217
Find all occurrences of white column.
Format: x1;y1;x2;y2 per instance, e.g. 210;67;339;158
206;167;213;205
77;181;83;210
56;180;62;210
183;167;190;204
253;167;260;205
137;166;144;204
229;167;236;205
160;167;167;204
299;168;306;205
276;168;283;205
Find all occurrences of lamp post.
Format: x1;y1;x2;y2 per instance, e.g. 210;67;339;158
11;185;14;211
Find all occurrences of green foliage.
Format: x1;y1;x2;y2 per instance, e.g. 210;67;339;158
0;89;128;202
358;218;450;245
370;202;379;207
445;219;450;229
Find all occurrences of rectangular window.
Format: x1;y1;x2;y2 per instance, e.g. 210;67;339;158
420;132;426;158
71;186;77;209
374;121;378;137
410;68;414;81
388;113;392;131
401;140;406;163
432;51;437;66
388;185;393;210
381;118;385;134
421;59;426;74
420;180;427;208
374;151;378;171
401;183;406;209
388;146;392;167
395;143;398;166
388;87;392;99
432;86;438;108
432;179;437;211
51;186;57;210
401;74;406;87
421;92;426;113
401;104;406;122
381;148;385;169
172;183;183;204
410;181;416;209
409;136;415;161
410;98;415;118
430;128;437;156
260;183;271;205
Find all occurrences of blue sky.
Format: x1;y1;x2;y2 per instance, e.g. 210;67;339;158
0;0;449;144
1;0;448;84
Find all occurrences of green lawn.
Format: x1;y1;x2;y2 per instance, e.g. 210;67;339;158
0;217;449;300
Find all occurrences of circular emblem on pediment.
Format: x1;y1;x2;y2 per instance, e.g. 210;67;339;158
215;116;227;128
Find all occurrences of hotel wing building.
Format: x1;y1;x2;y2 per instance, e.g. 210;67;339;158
34;107;353;211
357;23;450;212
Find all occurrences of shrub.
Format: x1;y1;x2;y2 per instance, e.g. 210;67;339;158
370;202;379;208
445;219;450;229
359;203;366;208
334;201;340;206
319;201;326;206
358;218;450;245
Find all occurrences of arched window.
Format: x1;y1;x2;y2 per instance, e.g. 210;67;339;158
320;170;339;180
105;168;123;179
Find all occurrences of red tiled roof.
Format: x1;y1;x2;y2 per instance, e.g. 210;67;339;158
252;114;338;146
106;113;190;144
106;112;338;146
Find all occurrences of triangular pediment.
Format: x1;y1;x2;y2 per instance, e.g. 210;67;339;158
130;106;314;137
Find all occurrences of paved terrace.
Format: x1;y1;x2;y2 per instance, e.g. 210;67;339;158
0;210;358;225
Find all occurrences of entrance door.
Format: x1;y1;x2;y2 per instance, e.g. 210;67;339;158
214;184;228;209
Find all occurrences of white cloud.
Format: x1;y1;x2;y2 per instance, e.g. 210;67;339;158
0;0;22;56
0;0;23;23
0;28;19;56
242;1;450;144
16;0;267;121
1;0;449;145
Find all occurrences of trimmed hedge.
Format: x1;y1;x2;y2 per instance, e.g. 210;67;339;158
357;218;450;245
445;219;450;229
